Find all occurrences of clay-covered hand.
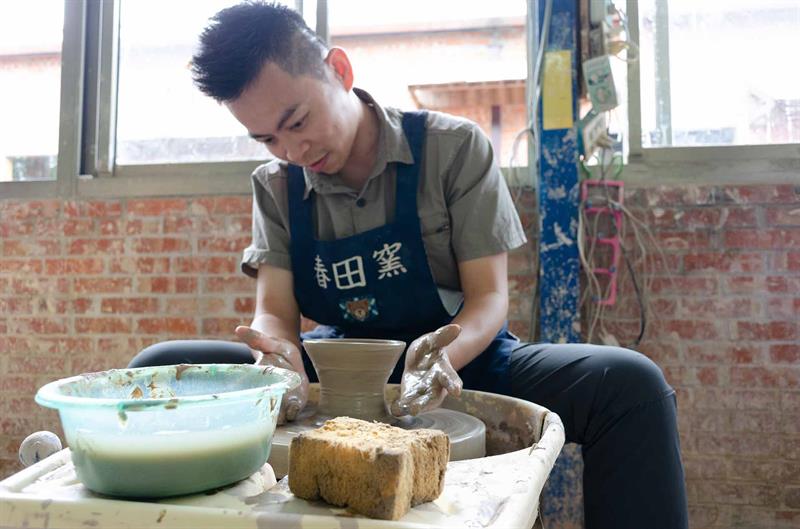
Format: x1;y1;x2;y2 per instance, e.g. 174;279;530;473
234;326;309;425
390;324;463;417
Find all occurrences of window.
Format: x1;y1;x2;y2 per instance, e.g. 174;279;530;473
2;0;529;194
0;1;63;182
115;0;528;167
327;0;528;166
9;155;58;181
115;0;297;165
2;0;795;197
636;0;800;148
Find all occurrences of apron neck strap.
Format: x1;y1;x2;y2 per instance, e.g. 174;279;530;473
395;111;428;227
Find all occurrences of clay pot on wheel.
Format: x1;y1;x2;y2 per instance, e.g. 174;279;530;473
302;339;405;423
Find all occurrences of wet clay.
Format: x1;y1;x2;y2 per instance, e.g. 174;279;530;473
303;339;406;422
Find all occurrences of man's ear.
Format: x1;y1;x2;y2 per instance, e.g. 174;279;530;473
324;47;354;91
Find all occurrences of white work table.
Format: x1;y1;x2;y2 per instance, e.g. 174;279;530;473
1;390;564;528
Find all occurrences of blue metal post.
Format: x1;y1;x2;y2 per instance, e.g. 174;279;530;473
534;0;584;526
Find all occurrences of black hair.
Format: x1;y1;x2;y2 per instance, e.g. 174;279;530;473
191;1;328;102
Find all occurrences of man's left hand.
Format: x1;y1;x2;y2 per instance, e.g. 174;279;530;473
390;324;463;416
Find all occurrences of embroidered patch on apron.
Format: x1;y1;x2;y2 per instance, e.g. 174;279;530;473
339;296;378;322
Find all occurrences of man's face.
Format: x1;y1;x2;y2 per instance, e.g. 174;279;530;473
226;61;355;174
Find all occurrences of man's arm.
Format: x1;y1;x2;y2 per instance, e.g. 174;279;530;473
249;263;308;379
389;251;508;416
444;252;509;371
234;263;309;423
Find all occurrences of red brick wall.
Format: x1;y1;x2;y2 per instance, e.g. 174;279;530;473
1;184;799;527
623;185;799;529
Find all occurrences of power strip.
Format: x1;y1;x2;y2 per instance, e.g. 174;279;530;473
582;55;619;111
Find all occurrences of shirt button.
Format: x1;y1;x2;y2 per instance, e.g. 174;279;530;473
356;198;366;208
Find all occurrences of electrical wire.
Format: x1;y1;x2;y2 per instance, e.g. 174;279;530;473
578;91;649;344
507;0;553;342
577;199;608;342
621;243;646;346
607;4;640;63
508;0;553;188
577;171;668;347
572;2;658;347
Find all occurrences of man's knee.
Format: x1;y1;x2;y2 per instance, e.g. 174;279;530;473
510;342;671;407
593;346;673;410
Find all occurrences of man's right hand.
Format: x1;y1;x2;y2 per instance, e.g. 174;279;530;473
235;326;309;424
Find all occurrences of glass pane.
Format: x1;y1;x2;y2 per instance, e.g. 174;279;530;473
328;0;528;166
116;0;299;165
639;0;800;147
0;1;63;182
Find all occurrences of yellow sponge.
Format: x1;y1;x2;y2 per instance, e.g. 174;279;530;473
288;416;449;520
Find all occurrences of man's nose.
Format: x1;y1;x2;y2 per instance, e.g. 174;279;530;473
285;139;310;164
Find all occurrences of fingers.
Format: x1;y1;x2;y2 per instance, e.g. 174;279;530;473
429;324;461;349
274;384;307;424
406;324;461;367
235;325;263;346
408;390;436;415
393;363;456;416
436;362;463;397
404;335;429;368
392;372;431;416
391;393;423;416
390;398;409;417
235;325;281;352
394;387;446;416
246;333;308;424
283;395;302;421
274;379;307;424
258;351;295;371
235;326;295;359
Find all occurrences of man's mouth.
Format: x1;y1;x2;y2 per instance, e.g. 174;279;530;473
308;153;329;172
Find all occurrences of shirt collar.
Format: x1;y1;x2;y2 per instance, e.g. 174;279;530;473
302;88;414;199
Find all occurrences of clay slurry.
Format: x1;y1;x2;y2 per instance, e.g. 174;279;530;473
68;420;275;498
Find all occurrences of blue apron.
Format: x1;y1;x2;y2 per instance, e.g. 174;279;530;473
288;111;515;395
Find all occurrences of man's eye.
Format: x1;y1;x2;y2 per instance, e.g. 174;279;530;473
261;137;275;145
290;116;306;130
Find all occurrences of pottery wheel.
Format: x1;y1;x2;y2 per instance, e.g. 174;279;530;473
269;404;486;476
268;341;488;477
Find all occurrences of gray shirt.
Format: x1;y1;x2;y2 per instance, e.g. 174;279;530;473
242;88;527;292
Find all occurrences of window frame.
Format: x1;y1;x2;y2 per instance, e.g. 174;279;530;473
2;0;796;200
623;0;800;185
2;0;84;199
79;0;263;197
1;0;271;200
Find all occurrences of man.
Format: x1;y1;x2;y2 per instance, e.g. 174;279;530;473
131;2;689;528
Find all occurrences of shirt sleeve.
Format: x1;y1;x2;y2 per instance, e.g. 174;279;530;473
241;163;293;278
444;122;527;262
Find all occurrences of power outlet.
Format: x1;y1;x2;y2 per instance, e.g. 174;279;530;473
580;111;608;158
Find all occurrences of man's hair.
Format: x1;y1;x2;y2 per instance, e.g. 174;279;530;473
191;1;328;102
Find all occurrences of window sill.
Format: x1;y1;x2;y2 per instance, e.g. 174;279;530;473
622;144;800;187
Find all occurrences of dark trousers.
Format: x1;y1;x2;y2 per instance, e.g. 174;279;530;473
509;343;688;529
129;340;689;529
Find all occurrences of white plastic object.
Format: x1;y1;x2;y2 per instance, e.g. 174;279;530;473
19;431;62;467
581;111;609;158
583;55;620;112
